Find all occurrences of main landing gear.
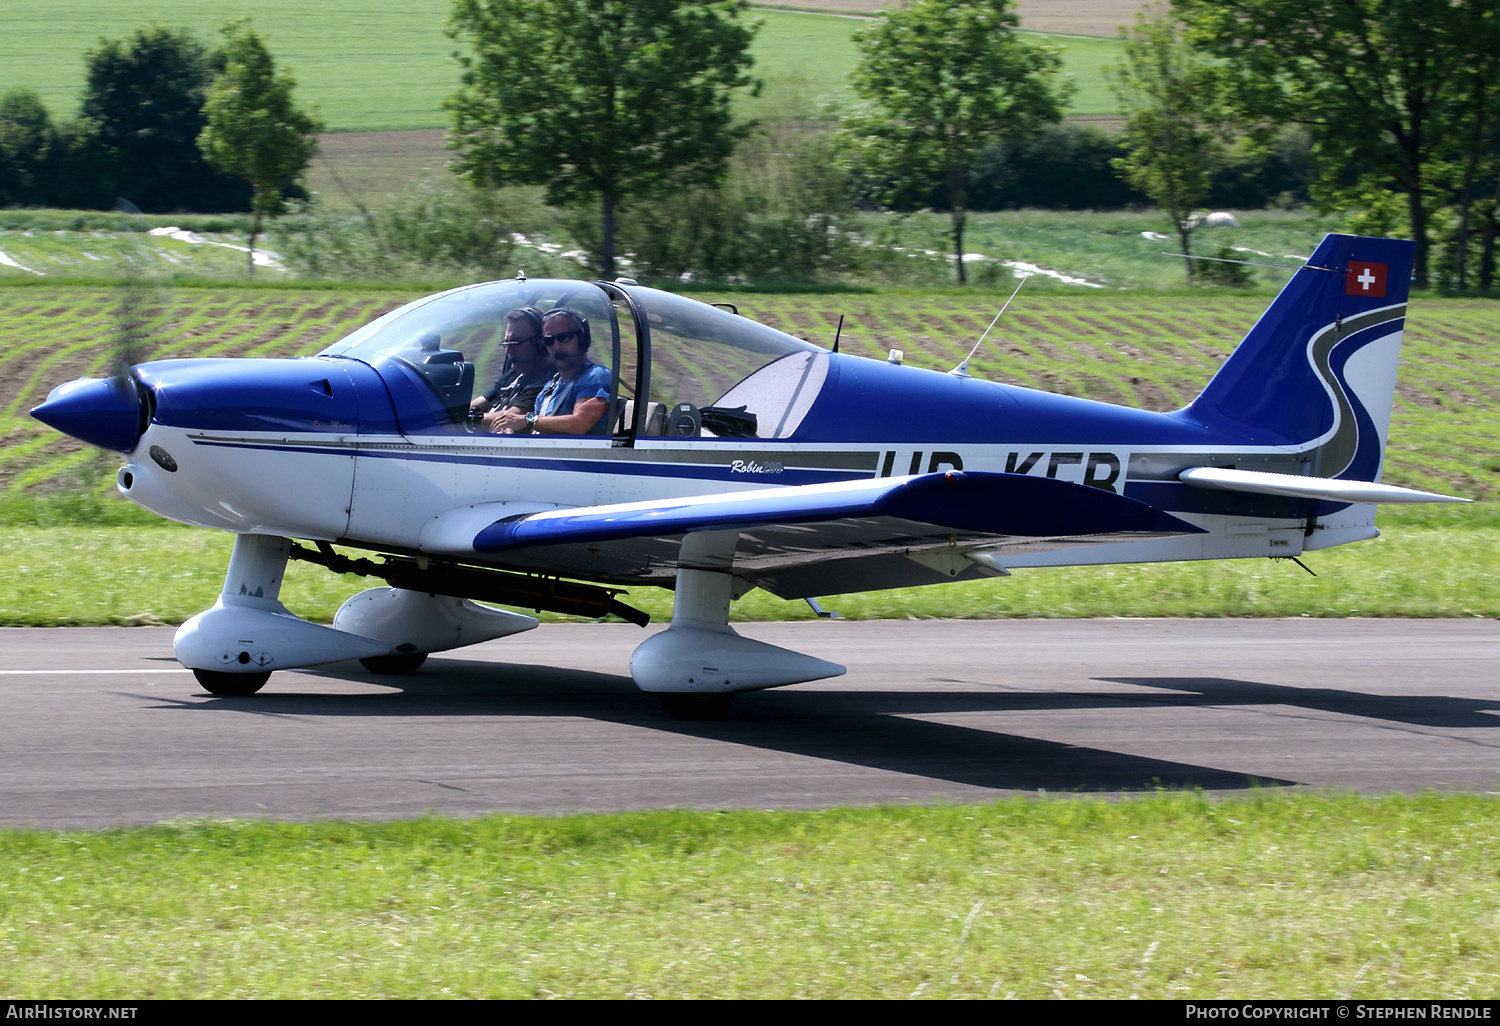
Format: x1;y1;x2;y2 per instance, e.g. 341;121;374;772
657;692;738;720
359;652;429;675
630;562;845;717
192;668;271;696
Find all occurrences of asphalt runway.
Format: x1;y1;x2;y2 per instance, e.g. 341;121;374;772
1;619;1498;829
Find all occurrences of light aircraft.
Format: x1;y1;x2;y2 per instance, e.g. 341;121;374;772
31;233;1466;715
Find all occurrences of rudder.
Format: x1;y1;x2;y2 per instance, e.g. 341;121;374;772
1183;234;1415;484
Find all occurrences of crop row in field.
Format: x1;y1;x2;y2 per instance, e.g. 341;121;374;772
3;284;1496;503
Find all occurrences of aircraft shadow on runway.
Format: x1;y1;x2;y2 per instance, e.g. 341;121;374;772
141;660;1347;794
1100;677;1500;730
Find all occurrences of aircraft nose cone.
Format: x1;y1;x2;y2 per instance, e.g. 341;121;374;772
31;375;148;453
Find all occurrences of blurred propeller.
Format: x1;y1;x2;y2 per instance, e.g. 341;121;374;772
30;261;161;453
112;265;156;378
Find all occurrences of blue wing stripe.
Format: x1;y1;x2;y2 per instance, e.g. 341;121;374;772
473;471;1204;553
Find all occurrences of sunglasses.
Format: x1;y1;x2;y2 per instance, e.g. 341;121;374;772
501;334;539;347
542;330;580;347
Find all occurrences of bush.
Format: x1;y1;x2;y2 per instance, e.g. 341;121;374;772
607;126;884;285
893;124;1313;214
1196;244;1253;287
1207;129;1314;210
272;203;389;278
966;124;1145;211
276;181;578;281
379;181;523;275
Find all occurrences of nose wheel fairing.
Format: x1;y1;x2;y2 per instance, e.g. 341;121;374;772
175;535;544;685
174;535;391;678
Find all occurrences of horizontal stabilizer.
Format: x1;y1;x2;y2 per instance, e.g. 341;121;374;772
474;471;1203;553
1179;467;1468;504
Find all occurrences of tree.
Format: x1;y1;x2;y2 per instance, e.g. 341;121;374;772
198;22;322;274
0;90;59;207
1438;1;1500;291
840;0;1067;284
78;25;247;212
447;0;759;279
1172;0;1492;289
1107;7;1223;283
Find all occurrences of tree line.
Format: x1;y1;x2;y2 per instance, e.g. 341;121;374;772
3;1;1496;291
831;0;1499;289
445;0;1500;291
444;0;1313;286
0;21;318;270
1140;0;1500;291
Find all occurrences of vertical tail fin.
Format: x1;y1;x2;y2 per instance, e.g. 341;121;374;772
1184;234;1415;484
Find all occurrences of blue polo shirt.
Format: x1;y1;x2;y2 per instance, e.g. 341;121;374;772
534;361;612;434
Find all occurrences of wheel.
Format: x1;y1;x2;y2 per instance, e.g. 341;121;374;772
193;668;270;696
657;692;736;720
359;652;428;675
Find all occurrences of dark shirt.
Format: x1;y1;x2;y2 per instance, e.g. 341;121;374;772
479;363;554;415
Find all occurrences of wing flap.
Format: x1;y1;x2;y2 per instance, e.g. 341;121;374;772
474;471;1204;553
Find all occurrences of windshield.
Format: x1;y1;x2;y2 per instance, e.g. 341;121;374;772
321;279;615;389
318;278;830;441
320;279;618;435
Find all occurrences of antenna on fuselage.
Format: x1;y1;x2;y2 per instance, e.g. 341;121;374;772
1164;251;1304;274
950;273;1029;378
832;313;844;354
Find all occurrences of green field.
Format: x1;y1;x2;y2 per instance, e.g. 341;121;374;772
0;0;455;134
4;793;1499;998
2;507;1495;627
0;2;1122;134
1;2;1125;215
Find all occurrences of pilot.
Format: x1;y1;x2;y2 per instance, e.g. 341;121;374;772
497;307;612;435
468;306;554;433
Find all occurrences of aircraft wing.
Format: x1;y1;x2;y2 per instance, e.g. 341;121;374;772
475;471;1200;552
469;472;1203;598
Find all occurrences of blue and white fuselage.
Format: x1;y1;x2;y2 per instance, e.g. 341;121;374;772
31;234;1465;708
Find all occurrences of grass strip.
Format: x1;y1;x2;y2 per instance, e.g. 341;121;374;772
1;792;1497;998
2;517;1496;626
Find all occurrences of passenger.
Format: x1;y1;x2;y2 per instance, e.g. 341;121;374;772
469;306;554;433
497;307;612;435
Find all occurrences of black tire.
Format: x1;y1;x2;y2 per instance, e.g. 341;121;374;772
658;692;736;720
359;652;429;675
193;668;270;696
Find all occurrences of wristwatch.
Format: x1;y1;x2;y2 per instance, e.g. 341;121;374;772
525;412;538;431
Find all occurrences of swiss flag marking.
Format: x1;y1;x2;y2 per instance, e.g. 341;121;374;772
1346;261;1387;297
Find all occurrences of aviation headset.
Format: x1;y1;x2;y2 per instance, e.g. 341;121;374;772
504;306;548;360
543;307;591;351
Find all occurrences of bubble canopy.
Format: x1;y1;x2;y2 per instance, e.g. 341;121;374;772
319;278;830;440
